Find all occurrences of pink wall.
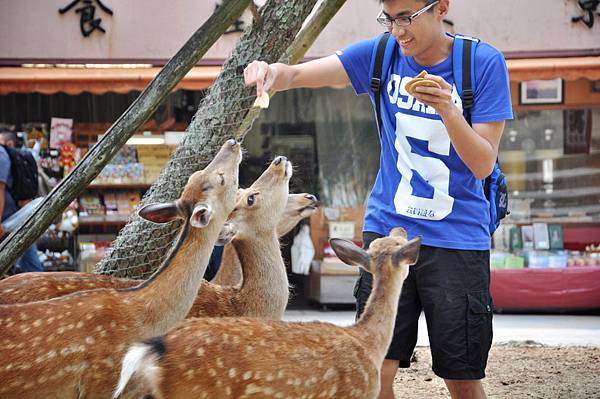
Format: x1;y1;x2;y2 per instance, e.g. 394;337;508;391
0;0;598;63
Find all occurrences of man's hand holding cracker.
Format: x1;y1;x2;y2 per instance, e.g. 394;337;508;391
409;72;457;120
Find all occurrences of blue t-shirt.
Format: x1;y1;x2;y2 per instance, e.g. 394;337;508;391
0;146;19;221
337;36;513;250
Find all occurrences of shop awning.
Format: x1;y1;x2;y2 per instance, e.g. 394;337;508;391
0;66;221;95
506;56;600;82
1;56;599;95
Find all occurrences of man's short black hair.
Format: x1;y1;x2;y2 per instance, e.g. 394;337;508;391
379;0;436;4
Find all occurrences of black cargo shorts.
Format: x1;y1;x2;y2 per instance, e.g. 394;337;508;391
354;231;493;380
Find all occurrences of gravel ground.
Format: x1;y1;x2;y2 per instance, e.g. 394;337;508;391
393;343;600;398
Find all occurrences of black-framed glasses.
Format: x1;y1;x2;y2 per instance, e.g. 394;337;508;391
376;1;439;28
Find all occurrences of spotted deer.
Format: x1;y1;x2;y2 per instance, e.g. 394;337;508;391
186;155;293;319
0;192;318;304
0;139;241;399
0;157;303;321
0;225;236;304
114;228;422;399
211;192;318;286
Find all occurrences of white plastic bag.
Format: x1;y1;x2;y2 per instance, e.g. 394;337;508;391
291;224;315;275
2;197;44;233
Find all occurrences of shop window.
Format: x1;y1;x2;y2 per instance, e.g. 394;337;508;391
501;108;600;224
245;87;379;208
493;108;600;269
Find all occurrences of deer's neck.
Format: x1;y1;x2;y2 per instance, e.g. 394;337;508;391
212;244;243;286
233;230;289;319
351;272;404;367
131;221;220;335
275;218;295;237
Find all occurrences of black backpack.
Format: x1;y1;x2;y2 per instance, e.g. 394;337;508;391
1;144;39;203
370;33;509;234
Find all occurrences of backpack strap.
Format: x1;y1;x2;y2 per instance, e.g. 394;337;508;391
370;32;394;135
452;34;479;125
453;34;508;230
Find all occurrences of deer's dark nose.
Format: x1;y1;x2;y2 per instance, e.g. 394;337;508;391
274;156;287;165
305;194;317;203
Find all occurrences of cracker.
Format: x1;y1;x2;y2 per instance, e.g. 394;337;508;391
405;70;427;94
253;92;270;109
407;79;441;96
405;77;425;93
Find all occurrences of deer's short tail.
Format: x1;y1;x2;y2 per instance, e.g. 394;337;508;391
113;336;166;399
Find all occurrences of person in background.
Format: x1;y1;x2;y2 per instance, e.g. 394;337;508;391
244;1;513;398
0;130;43;273
204;245;224;281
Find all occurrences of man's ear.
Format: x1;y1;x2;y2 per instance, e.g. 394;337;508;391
138;202;180;224
436;0;450;18
329;238;372;272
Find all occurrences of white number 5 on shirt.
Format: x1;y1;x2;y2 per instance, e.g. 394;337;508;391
393;112;454;220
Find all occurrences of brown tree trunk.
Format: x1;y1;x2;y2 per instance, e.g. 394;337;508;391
96;0;348;277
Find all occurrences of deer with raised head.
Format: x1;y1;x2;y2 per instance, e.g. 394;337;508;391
0;192;317;303
212;192;318;286
113;228;422;399
0;139;241;399
0;157;306;322
187;155;293;319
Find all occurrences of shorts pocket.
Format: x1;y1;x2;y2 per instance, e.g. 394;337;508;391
466;291;493;370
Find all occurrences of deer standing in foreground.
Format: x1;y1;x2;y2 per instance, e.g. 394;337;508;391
114;228;422;399
0;139;241;399
211;192;318;286
0;192;317;303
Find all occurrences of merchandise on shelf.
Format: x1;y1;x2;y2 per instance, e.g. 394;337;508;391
103;192;119;215
491;222;600;269
78;239;112;273
93;163;145;184
39;249;75;272
58;142;78;174
136;144;172;183
112;145;138;164
90;145;145;184
79;194;105;216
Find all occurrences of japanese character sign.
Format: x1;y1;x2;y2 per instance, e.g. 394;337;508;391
59;0;113;37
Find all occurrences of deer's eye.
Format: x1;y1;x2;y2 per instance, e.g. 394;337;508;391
247;194;256;206
219;174;225;186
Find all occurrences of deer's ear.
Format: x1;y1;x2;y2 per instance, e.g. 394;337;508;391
215;222;236;246
392;236;422;267
235;188;244;201
190;203;213;228
138;202;180;224
329;238;372;272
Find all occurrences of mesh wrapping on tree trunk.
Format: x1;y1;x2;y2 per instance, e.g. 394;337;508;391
95;0;319;278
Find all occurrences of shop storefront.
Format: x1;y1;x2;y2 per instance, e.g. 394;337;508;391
1;0;599;309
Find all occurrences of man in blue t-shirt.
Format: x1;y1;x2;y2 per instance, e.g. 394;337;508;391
0;131;43;273
245;1;512;397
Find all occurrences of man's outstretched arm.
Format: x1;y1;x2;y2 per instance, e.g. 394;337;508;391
244;55;350;96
